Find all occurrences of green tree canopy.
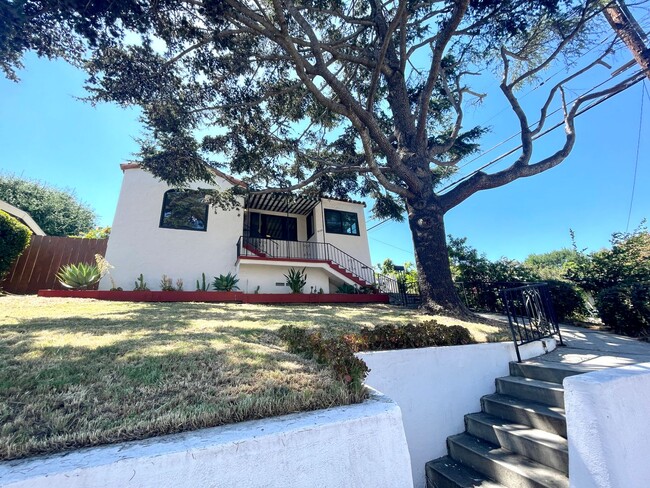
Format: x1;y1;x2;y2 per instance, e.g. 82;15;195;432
0;174;97;237
1;0;640;313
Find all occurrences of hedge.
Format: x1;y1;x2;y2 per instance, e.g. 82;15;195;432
0;210;31;285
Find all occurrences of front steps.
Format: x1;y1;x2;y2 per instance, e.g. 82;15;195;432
426;361;589;488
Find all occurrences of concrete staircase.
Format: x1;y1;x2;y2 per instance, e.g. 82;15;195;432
426;361;591;488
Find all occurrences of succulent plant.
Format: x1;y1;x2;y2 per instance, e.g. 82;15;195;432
56;262;101;289
212;272;240;291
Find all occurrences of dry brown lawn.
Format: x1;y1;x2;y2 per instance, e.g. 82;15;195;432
0;295;508;460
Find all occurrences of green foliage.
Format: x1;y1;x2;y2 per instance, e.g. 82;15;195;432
377;259;419;293
565;225;650;335
278;321;475;391
196;273;209;291
336;283;358;294
278;326;369;393
523;249;581;281
160;275;175;291
0;174;96;236
545;280;588;323
56;262;101;289
134;274;149;291
212;272;240;292
0;210;31;284
566;226;650;295
284;268;307;294
78;226;111;239
595;284;650;337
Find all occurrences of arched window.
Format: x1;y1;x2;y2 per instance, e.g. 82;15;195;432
159;189;209;231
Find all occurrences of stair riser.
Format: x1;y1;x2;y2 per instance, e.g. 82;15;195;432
509;363;583;385
481;399;567;438
496;379;565;408
465;418;568;474
426;459;504;488
426;467;462;488
448;440;554;488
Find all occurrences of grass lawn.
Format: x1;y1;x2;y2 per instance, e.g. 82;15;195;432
0;296;509;460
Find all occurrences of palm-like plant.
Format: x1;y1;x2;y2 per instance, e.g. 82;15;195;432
284;268;307;294
56;262;101;289
212;272;240;291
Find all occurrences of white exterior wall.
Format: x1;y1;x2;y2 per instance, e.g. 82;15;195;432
565;362;650;488
0;393;413;488
238;262;330;294
314;199;372;267
357;339;556;488
101;167;242;291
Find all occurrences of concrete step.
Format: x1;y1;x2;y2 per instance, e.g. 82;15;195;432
495;376;565;408
481;394;566;438
426;456;505;488
465;413;568;474
509;361;592;385
447;433;568;488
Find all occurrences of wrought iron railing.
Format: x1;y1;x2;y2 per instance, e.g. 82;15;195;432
237;236;399;292
500;283;564;362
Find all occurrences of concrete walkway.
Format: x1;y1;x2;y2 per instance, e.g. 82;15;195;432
539;324;650;369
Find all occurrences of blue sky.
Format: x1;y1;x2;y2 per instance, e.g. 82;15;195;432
1;53;648;266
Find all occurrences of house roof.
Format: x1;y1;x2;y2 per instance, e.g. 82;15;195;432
120;163;365;211
0;200;46;235
120;162;247;188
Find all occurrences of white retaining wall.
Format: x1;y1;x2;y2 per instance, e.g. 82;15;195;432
565;362;650;488
0;393;412;488
358;338;556;488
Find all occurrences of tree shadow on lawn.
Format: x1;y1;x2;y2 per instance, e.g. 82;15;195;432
0;314;360;460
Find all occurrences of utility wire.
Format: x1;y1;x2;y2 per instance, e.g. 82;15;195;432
626;80;647;232
439;68;646;194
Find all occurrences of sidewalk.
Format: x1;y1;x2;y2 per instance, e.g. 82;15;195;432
540;324;650;369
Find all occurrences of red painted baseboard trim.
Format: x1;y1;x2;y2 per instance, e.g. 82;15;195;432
37;290;390;304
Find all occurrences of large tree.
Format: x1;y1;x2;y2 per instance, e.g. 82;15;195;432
2;0;644;313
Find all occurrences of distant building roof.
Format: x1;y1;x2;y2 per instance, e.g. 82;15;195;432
0;200;45;235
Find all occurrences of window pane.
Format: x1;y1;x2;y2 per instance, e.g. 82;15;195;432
160;190;208;231
325;209;342;233
324;209;359;235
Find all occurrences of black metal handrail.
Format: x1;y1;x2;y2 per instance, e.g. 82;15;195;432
501;283;564;362
237;235;398;292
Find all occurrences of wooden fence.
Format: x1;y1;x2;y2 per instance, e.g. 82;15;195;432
1;236;108;294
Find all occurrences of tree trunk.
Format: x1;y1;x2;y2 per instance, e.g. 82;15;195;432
603;1;650;81
405;192;469;316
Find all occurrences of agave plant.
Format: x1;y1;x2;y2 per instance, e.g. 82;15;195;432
284;268;307;294
56;262;101;289
212;272;240;291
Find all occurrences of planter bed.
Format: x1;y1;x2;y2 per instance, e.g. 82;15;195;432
37;289;390;304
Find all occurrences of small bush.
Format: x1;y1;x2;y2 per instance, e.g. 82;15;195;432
336;283;357;294
278;321;476;392
596;284;650;337
545;280;587;323
0;210;31;284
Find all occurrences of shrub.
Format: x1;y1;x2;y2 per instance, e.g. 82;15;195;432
160;275;175;291
284;268;307;294
212;272;240;291
0;210;31;284
545;280;587;323
278;321;475;392
336;283;357;294
596;284;650;337
56;262;101;289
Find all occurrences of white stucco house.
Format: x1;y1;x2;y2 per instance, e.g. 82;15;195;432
101;163;380;293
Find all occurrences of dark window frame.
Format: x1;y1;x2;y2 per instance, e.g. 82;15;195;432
324;209;360;236
306;210;315;239
250;212;298;241
159;189;209;232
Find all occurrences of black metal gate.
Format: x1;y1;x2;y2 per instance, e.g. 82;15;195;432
501;283;564;362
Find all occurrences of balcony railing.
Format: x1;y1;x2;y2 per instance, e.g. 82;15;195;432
237;235;399;293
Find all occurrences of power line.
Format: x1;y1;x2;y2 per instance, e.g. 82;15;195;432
439;68;646;194
369;236;413;255
626;80;647;232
